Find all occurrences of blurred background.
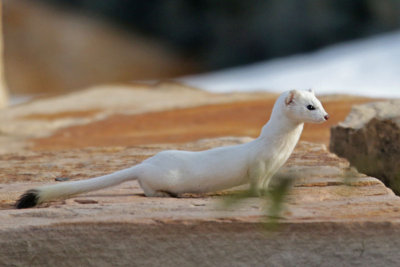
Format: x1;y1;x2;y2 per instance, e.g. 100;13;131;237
2;0;400;103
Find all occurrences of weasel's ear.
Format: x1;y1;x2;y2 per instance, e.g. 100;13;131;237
307;88;315;95
285;90;298;105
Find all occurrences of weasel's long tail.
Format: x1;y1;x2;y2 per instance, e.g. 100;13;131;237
16;165;142;209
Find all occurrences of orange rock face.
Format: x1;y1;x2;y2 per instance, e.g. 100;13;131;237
32;96;375;150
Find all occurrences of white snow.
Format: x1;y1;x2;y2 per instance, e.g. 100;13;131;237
179;31;400;98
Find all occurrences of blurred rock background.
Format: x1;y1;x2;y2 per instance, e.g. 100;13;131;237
3;0;194;95
3;0;400;96
0;3;7;107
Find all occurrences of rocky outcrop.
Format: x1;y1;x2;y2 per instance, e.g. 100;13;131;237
330;100;400;194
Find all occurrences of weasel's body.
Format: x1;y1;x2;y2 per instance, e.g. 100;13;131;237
16;89;329;208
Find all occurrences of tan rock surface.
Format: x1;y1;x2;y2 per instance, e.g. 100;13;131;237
0;140;395;220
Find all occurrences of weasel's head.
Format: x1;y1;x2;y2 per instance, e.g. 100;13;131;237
282;89;329;124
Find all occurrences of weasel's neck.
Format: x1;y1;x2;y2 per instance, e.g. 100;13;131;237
258;108;304;143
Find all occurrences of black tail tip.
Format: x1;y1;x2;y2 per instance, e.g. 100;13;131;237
15;189;40;209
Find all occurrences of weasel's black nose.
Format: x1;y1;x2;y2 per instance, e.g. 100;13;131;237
324;114;330;120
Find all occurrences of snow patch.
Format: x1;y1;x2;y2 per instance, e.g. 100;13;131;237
179;31;400;98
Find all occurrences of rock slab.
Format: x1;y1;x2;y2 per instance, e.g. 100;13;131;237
330;100;400;194
1;139;400;266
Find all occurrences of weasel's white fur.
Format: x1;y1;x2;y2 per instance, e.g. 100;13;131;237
16;89;328;208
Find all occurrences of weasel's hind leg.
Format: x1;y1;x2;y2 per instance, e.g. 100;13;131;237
143;189;178;198
154;190;178;198
138;180;178;198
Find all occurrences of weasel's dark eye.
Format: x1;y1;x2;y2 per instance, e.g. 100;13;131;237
307;105;315;111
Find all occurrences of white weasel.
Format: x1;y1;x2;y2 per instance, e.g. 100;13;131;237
16;89;329;208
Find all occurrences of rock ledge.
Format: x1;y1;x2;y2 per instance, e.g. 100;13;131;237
1;138;400;265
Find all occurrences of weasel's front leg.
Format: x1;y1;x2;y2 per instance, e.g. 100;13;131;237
248;161;267;196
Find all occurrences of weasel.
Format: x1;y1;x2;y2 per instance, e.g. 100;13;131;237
16;89;329;209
